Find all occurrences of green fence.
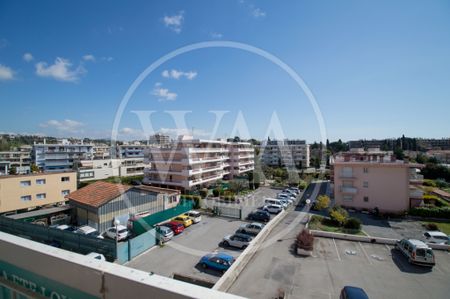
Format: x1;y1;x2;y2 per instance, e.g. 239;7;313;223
132;199;194;235
0;217;116;261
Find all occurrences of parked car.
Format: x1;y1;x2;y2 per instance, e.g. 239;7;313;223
75;226;104;239
288;187;300;193
247;210;270;222
185;211;202;224
161;221;185;235
340;286;369;299
156;225;174;242
55;224;76;231
222;233;252;249
263;204;283;214
199;252;235;273
105;225;130;241
172;215;193;227
423;231;449;245
395;239;435;267
85;252;106;261
284;189;298;196
265;198;287;209
238;222;265;235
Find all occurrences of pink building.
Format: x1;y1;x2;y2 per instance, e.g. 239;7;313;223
331;148;424;213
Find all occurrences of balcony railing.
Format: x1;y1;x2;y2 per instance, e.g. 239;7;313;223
339;172;355;179
340;186;358;194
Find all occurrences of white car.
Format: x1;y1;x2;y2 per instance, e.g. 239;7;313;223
185;211;202;224
75;225;104;239
423;231;449;245
239;222;265;235
263;204;283;214
85;252;106;261
105;225;130;241
222;233;252;249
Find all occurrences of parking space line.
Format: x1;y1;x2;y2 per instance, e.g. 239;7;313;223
358;242;373;265
332;238;341;261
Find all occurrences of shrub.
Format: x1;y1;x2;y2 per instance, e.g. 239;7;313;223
409;207;450;219
298;180;308;190
343;217;361;230
314;195;330;210
212;188;220;197
296;229;314;251
424;223;439;231
199;188;208;198
423;179;437;187
423;194;440;205
329;206;348;226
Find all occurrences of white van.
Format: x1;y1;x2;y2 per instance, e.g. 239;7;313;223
264;198;287;208
395;239;435;267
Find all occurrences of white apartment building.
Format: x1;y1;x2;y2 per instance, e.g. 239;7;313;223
32;140;94;172
0;145;32;175
260;139;310;169
143;136;254;190
93;144;111;159
149;133;170;146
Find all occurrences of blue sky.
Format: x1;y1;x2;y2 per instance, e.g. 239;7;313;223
0;0;449;142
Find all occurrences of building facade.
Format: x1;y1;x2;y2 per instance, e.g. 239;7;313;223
68;181;180;232
0;171;77;214
143;136;254;190
149;133;170;146
260;139;310;169
0;145;32;175
32;141;94;172
331;148;424;213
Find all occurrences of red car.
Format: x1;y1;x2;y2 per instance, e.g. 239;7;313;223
161;221;184;235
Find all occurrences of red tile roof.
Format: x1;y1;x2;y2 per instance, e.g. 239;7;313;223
67;181;132;208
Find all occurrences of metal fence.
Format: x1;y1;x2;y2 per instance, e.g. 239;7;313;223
116;229;157;264
213;206;242;219
0;217;116;261
132;199;194;235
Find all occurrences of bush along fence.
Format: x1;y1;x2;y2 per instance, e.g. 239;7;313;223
131;199;194;236
409;206;450;219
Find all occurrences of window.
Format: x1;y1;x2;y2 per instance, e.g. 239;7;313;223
61;176;70;182
343;195;353;202
20;180;31;187
363;196;369;202
363;167;369;173
21;195;31;201
36;193;46;200
61;190;70;197
36;179;46;185
363;181;369;188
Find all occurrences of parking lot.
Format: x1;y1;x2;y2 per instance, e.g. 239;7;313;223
229;226;450;299
126;215;251;284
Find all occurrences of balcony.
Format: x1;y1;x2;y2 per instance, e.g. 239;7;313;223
187;148;225;154
238;161;254;166
409;174;424;184
339;172;355;179
144;168;182;174
340;186;358;194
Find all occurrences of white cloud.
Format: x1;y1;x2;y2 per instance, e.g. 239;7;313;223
39;119;85;133
101;56;114;62
161;69;197;80
82;54;95;62
251;7;266;18
23;53;34;62
163;11;184;33
152;83;177;102
0;64;15;81
210;32;223;39
35;57;86;82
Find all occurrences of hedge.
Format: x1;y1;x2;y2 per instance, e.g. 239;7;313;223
409;207;450;219
180;195;201;209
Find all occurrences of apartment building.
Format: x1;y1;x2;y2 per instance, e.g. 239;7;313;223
260;139;310;169
331;148;424;213
32;140;94;172
143;136;254;190
0;171;77;214
149;133;170;146
0;145;32;175
426;150;450;164
93;144;111;159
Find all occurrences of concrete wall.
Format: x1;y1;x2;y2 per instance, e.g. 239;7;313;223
0;232;244;299
0;172;77;213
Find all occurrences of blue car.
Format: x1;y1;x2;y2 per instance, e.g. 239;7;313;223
340;286;369;299
199;252;235;273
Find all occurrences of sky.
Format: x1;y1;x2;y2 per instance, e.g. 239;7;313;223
0;0;449;143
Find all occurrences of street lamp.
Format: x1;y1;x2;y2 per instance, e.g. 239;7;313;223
114;219;120;248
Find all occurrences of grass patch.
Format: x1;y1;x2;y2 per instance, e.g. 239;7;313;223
309;215;366;236
421;221;450;235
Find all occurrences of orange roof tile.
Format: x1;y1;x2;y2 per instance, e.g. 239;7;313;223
67;181;131;208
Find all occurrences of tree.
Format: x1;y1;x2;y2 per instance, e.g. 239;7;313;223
314;195;330;210
8;166;17;175
229;179;247;194
296;229;314;251
329;206;348;225
30;163;39;173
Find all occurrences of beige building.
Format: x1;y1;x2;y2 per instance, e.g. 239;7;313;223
331;148;423;213
0;171;77;214
143;136;254;190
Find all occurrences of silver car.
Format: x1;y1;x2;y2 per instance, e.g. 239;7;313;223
239;222;265;235
223;233;252;249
